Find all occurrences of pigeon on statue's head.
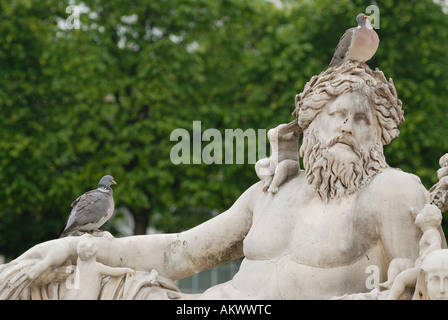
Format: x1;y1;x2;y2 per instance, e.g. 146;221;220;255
59;175;117;238
329;13;379;69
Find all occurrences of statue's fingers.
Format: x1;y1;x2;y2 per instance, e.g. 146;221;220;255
439;153;448;168
30;267;60;287
437;167;448;180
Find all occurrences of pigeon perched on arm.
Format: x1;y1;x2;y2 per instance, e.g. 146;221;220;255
329;13;379;68
59;175;117;238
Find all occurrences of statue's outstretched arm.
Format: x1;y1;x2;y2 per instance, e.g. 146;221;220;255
0;181;259;298
103;181;259;280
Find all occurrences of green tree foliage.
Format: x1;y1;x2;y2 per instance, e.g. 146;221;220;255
1;0;448;259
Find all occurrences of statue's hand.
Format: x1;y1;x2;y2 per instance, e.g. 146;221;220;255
124;268;136;277
0;238;77;299
0;258;58;299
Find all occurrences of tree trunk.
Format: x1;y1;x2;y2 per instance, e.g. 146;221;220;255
133;211;149;235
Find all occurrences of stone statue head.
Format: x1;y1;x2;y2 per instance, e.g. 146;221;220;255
77;234;98;261
293;63;404;201
413;249;448;300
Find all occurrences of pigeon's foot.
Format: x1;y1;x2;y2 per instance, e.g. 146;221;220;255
361;62;370;70
353;60;371;70
352;60;366;68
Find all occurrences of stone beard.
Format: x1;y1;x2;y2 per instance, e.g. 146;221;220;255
300;126;389;202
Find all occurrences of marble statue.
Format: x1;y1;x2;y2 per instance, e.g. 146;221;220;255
1;62;447;299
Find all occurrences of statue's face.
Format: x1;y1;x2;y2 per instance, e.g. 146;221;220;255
313;91;377;158
301;91;386;201
425;271;448;300
78;240;97;261
420;250;448;300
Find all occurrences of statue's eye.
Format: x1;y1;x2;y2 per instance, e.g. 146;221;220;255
354;113;370;125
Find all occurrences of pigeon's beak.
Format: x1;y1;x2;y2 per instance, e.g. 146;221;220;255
112;180;117;184
364;16;369;20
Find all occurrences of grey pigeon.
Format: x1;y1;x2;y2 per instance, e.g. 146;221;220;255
329;13;379;68
59;175;117;238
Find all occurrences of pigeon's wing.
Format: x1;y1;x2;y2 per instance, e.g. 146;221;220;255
328;27;354;68
60;190;111;236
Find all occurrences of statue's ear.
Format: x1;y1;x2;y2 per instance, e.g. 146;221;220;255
412;269;429;300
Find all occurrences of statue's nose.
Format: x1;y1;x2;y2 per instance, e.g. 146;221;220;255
341;117;353;135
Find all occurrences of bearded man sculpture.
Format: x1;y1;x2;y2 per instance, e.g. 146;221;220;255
1;62;446;300
294;64;401;202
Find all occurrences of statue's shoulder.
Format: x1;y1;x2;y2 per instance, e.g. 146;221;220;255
372;168;425;189
367;168;429;205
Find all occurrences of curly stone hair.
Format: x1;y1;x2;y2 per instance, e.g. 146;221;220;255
293;62;404;146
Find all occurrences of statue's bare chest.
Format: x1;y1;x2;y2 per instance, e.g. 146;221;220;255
244;177;378;267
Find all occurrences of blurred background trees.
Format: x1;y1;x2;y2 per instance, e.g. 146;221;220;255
1;0;448;260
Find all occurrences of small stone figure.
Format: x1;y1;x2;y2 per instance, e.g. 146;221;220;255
413;249;448;300
381;204;442;300
63;234;135;300
255;122;301;194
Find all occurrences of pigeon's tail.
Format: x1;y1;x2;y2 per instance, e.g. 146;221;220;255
59;223;69;238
